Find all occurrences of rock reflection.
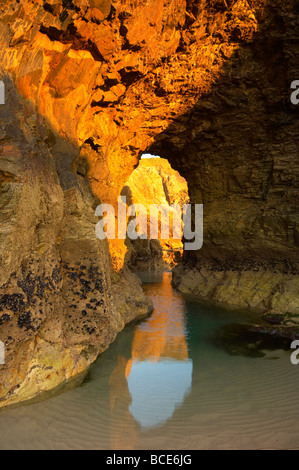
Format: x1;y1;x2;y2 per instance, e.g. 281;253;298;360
109;272;192;447
109;355;138;450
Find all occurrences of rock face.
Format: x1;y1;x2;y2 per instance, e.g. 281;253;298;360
0;82;152;408
122;157;189;270
161;2;299;317
0;0;298;407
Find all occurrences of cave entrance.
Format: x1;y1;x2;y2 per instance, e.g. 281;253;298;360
121;154;189;271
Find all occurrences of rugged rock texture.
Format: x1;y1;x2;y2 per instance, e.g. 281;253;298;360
0;0;298;407
163;2;299;317
0;0;274;204
122;157;189;270
0;81;152;408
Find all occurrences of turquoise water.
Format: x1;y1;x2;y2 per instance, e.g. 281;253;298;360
0;271;298;449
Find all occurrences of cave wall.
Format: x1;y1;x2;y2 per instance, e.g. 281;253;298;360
0;0;270;203
0;81;152;408
150;1;299;315
0;0;298;407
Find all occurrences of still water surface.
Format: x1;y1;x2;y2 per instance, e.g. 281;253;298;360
0;272;298;449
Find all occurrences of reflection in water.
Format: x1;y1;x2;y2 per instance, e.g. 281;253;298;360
126;272;192;429
109;355;138;450
127;360;192;430
0;271;298;449
110;272;192;436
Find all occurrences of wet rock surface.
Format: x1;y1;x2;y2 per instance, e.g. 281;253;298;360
212;321;299;358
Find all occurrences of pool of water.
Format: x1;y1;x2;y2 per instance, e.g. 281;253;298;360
0;271;298;449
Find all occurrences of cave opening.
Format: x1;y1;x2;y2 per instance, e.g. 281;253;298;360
120;153;190;272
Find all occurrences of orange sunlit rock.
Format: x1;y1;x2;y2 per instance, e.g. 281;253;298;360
0;0;262;206
123;158;189;269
